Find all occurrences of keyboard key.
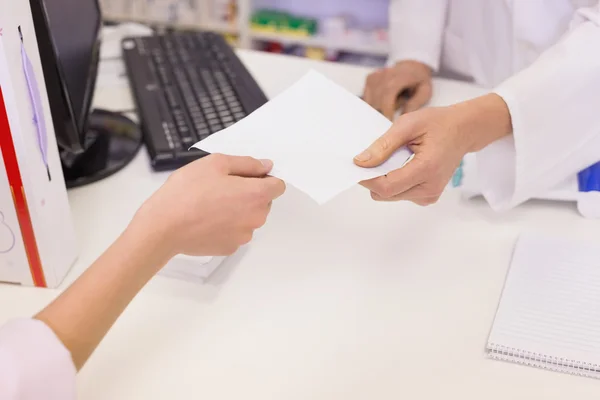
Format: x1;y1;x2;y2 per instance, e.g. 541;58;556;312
197;128;211;138
234;112;246;120
222;116;234;123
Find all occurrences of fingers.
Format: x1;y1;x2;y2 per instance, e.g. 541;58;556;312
381;92;400;121
354;116;416;168
380;80;412;120
215;154;274;177
370;185;439;205
364;70;384;111
402;82;432;114
359;156;425;198
261;177;286;200
363;82;373;107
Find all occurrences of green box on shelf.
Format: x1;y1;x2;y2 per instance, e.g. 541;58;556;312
251;9;318;37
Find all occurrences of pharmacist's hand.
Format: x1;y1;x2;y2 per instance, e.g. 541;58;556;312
354;107;466;206
134;154;286;257
363;60;433;120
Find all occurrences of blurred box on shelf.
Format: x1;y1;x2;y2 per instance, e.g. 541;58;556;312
211;0;238;24
99;0;147;20
101;0;199;25
251;9;318;37
222;33;239;47
145;0;198;25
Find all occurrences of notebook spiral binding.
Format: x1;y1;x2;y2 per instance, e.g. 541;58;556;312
488;343;600;379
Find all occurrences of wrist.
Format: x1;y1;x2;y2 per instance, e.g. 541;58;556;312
450;93;513;153
125;212;176;270
395;59;433;77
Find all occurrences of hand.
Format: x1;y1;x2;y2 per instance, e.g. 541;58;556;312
354;94;513;205
133;154;286;257
363;60;433;120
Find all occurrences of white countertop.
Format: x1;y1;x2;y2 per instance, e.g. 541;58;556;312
2;49;600;399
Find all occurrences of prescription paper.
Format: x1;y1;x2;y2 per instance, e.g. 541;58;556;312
193;70;412;204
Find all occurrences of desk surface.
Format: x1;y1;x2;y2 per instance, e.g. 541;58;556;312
2;50;600;399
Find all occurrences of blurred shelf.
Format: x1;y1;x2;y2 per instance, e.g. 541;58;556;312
103;14;239;35
250;31;389;57
201;20;240;35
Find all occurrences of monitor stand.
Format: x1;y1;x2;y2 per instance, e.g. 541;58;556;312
61;109;143;189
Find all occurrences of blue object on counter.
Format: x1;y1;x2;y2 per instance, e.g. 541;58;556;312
451;160;464;187
578;161;600;192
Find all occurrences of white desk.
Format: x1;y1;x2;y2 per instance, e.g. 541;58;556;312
2;50;600;399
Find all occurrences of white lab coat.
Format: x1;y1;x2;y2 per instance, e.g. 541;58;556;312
390;0;600;211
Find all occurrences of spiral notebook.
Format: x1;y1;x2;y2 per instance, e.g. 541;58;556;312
487;233;600;378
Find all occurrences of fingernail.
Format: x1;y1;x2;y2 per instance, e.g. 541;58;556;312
260;159;273;169
354;150;372;162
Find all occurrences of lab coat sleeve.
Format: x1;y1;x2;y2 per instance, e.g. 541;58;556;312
388;0;448;71
477;4;600;211
0;319;77;400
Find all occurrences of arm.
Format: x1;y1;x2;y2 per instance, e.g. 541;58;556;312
476;3;600;210
388;0;449;71
0;217;167;399
0;155;285;399
35;224;170;370
35;155;284;370
355;4;600;209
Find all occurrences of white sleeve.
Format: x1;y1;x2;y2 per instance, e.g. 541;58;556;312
0;319;77;400
477;4;600;211
388;0;449;71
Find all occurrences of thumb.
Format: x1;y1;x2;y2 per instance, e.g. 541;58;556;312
402;83;432;114
225;156;274;177
354;119;414;168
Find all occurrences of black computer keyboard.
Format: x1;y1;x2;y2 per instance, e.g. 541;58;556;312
122;31;268;171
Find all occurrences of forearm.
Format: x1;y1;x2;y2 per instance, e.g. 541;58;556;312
450;93;513;153
35;222;172;370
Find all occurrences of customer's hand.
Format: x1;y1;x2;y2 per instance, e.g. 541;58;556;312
354;94;513;205
363;60;433;120
133;154;286;257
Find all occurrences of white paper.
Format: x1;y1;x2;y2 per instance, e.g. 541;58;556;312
193;70;412;204
487;233;600;377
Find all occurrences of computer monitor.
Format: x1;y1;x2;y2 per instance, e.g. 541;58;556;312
29;0;142;188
